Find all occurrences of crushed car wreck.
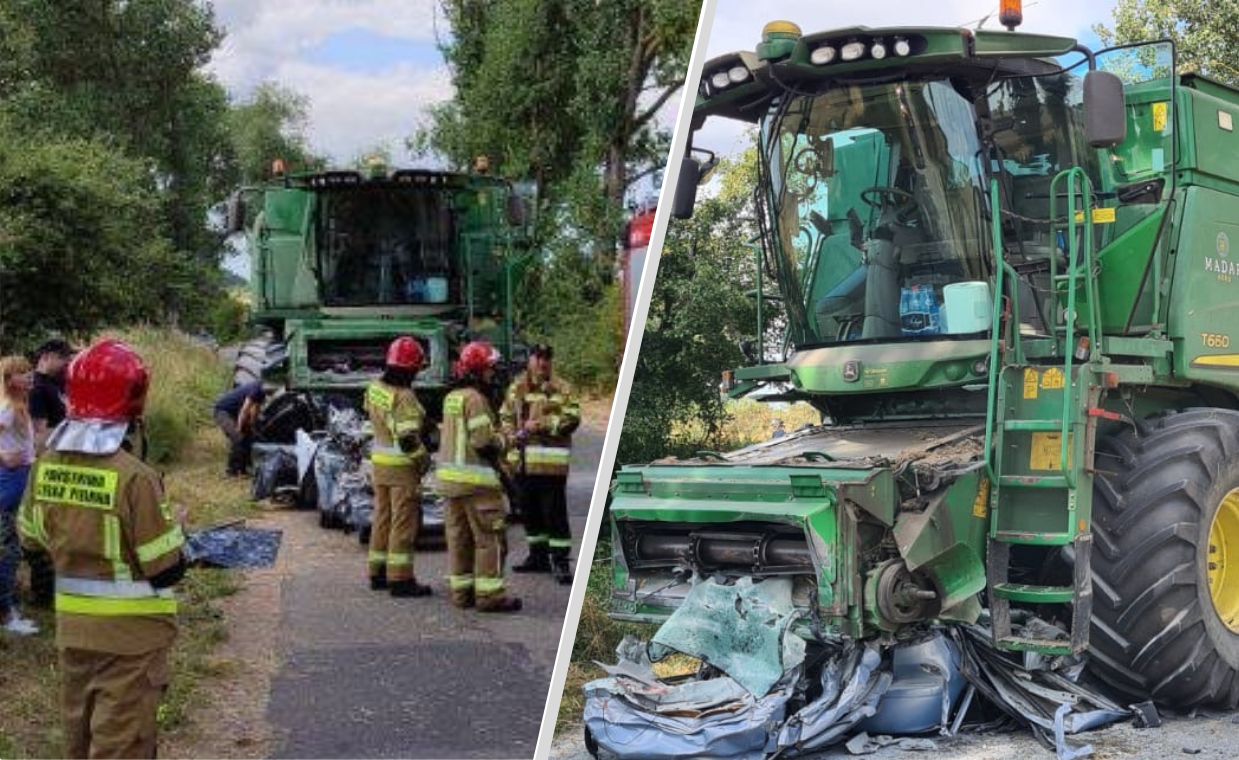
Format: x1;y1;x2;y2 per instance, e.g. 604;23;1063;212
249;393;445;547
588;419;1176;757
584;577;1131;759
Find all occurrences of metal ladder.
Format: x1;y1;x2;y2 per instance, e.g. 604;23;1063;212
982;169;1100;654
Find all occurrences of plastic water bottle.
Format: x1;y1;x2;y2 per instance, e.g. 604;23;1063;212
900;287;916;335
925;287;941;335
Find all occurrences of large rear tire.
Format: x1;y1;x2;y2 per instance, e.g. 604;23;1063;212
1090;408;1239;708
233;334;286;387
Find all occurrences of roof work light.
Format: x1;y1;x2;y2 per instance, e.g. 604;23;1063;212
999;0;1023;31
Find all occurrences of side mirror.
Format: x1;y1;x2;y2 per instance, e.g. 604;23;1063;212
506;193;527;227
672;158;701;220
226;192;247;235
1084;70;1127;148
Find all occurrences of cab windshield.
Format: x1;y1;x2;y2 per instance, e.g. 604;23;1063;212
317;187;457;307
762;71;1098;346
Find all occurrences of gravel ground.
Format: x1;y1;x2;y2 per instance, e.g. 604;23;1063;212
551;707;1239;759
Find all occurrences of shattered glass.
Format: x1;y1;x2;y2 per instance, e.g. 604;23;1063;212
650;577;806;697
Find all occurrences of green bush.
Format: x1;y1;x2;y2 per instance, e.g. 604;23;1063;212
110;327;229;465
209;291;250;345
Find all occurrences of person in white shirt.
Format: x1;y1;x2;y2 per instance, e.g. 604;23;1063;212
0;355;39;635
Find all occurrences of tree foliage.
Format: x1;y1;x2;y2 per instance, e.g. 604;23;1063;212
617;158;763;466
419;0;699;389
0;123;221;349
0;0;233;258
421;0;696;205
1096;0;1239;86
228;83;322;183
0;1;317;353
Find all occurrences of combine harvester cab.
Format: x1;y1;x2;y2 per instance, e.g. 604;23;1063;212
230;161;535;413
227;161;534;533
591;7;1239;757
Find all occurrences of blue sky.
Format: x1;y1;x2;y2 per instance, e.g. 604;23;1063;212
208;0;450;165
695;0;1120;157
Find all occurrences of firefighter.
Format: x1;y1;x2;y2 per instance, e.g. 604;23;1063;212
363;336;432;597
434;341;522;612
18;339;186;759
502;344;580;585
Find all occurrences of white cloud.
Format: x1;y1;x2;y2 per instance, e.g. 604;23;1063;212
269;60;451;164
694;0;1119;156
208;0;441;90
206;0;447;164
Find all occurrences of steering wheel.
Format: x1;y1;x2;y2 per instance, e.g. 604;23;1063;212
860;186;918;225
861;186;916;209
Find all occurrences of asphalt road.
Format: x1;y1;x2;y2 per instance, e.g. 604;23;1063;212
263;424;602;759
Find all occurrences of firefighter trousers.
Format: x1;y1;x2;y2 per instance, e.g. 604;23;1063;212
519;474;571;558
60;645;170;759
371;483;420;583
445;490;508;609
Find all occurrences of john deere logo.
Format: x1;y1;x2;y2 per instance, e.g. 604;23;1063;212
843;361;861;382
1204;232;1235;282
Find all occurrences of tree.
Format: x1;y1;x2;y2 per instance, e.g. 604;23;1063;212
0;121;217;351
617;156;762;466
419;0;697;215
228;82;322;184
1096;0;1239;86
417;0;700;389
0;0;235;259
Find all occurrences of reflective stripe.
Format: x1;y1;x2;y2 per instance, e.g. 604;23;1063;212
366;383;394;411
526;534;549;545
18;504;46;546
524;446;572;465
394;421;420;435
453;404;467;466
437;464;500;487
466;414;491;431
56;593;177;617
448;574;475;590
525;392;548;402
103;515;131;581
136;525;185;564
56;577;173;599
368;551;387;563
387;553;411;567
35;463;117;510
475;577;505;595
548;538;573;549
371;445;413;466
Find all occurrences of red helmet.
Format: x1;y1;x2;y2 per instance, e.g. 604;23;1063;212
386;336;424;370
454;341;500;379
67;339;150;422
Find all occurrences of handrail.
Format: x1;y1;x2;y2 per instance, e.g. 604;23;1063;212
1048;167;1097;487
983;178;1005;484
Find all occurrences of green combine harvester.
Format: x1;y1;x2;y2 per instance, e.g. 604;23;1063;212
227;159;532;413
609;17;1239;710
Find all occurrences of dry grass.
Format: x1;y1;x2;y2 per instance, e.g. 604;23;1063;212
0;329;254;757
668;399;822;454
107;326;231;465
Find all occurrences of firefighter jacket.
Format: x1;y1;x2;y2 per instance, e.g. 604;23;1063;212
435;386;505;497
364;380;428;485
18;447;184;654
500;372;580;477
